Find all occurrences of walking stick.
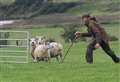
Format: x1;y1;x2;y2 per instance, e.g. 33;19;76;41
62;32;82;63
62;40;74;63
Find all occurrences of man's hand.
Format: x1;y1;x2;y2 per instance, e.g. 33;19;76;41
74;31;81;39
95;43;100;49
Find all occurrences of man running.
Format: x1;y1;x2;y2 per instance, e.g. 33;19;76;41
75;14;120;64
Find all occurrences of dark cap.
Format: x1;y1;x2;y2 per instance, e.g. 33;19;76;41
82;14;91;19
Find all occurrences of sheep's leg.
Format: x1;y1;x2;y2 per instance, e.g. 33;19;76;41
44;57;50;63
31;52;35;59
56;56;60;63
33;56;38;62
44;57;48;62
37;57;42;61
47;56;51;63
47;49;51;63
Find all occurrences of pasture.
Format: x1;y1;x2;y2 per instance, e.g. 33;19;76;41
0;23;120;82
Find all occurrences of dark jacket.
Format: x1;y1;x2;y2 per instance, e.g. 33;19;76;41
81;20;109;43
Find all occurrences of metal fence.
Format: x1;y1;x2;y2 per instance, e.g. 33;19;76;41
0;30;29;63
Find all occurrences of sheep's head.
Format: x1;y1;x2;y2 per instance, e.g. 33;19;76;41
30;38;37;47
36;36;46;45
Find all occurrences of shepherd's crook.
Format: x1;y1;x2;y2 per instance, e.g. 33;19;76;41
62;41;74;63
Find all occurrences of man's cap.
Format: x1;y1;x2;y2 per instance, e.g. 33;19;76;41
82;14;91;19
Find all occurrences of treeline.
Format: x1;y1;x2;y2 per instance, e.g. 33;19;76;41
0;0;78;19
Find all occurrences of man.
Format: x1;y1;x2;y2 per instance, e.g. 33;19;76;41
75;14;120;64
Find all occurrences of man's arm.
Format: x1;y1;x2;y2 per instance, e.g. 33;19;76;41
74;31;92;39
80;33;92;37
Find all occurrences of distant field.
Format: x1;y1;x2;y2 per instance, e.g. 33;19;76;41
0;0;120;3
66;0;120;16
5;23;120;39
0;0;120;19
50;0;120;16
53;0;120;3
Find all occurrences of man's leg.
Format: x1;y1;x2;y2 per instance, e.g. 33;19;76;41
86;40;96;64
99;40;119;63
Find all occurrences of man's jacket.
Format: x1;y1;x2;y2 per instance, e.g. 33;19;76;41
81;20;109;43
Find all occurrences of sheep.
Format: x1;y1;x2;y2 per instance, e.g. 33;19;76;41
33;44;51;62
30;37;51;62
30;36;63;63
37;37;64;63
49;42;63;63
30;38;38;60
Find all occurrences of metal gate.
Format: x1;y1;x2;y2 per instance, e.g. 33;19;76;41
0;30;29;63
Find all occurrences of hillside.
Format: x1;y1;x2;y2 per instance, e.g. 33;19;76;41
0;0;78;19
0;0;120;20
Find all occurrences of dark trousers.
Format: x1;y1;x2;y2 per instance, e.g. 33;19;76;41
86;39;119;63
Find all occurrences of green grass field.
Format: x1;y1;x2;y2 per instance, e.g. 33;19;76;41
0;42;120;82
0;23;120;82
0;0;120;81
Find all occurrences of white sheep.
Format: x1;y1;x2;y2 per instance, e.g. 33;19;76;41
48;42;63;63
30;37;51;62
37;37;64;63
30;36;63;63
33;44;51;62
30;38;38;60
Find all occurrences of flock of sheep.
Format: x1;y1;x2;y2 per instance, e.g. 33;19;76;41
30;36;63;63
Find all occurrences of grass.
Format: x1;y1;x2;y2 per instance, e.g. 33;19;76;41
0;42;120;82
0;23;120;82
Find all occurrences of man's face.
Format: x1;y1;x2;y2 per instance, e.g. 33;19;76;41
82;17;89;25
